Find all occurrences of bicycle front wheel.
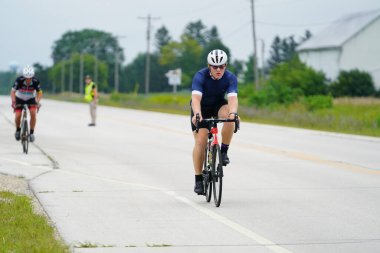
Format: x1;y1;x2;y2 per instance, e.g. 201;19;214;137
21;119;29;154
212;144;223;207
203;147;212;202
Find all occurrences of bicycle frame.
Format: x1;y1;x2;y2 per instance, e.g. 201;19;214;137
195;114;240;206
16;104;31;154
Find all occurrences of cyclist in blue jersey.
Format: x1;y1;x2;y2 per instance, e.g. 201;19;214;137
11;65;42;142
190;49;239;194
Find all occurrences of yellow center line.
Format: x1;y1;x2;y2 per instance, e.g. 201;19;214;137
103;114;380;175
235;141;380;175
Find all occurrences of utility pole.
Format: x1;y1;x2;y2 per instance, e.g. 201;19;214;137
260;39;265;85
250;0;259;89
139;14;160;94
94;41;99;85
69;55;74;93
79;53;84;94
114;50;119;93
60;61;65;93
113;35;126;93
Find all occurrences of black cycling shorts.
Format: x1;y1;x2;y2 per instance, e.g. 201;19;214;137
190;100;228;131
14;97;37;112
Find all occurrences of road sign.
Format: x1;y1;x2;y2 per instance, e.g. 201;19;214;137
166;69;181;86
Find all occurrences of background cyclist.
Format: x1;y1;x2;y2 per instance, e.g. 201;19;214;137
190;49;239;195
11;65;42;142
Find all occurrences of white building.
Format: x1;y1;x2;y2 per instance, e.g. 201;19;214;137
297;9;380;89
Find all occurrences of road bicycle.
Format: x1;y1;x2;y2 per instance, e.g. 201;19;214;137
17;104;30;154
195;113;239;207
16;104;39;154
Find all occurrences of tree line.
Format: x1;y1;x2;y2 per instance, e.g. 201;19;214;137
0;21;309;94
1;21;377;101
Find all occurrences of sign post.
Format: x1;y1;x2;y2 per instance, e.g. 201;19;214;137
166;68;181;93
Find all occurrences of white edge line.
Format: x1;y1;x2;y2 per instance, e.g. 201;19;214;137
55;170;294;253
1;158;294;253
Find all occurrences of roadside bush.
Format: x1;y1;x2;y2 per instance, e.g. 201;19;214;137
302;95;333;111
269;56;328;96
248;81;302;107
330;69;376;97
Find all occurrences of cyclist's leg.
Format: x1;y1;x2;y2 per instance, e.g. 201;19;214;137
15;110;22;128
14;97;23;129
190;105;210;175
218;103;234;145
28;99;38;131
29;108;37;130
191;104;212;194
193;129;208;175
218;102;234;165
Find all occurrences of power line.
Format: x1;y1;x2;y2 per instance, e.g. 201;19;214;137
257;20;334;27
256;0;305;7
224;21;251;38
223;18;334;40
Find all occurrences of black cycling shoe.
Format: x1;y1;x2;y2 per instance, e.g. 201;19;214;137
29;134;35;142
194;181;205;195
222;152;230;166
15;131;21;141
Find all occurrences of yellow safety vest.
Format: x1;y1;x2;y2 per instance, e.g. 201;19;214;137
84;82;95;102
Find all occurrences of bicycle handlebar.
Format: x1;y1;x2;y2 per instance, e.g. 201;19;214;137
195;113;240;133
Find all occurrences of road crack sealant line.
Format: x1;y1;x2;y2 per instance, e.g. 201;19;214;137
0;110;60;173
1;110;64;237
56;169;295;253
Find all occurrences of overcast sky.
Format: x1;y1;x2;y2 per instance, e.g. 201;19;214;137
1;0;379;71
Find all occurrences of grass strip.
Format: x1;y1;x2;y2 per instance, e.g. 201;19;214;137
45;92;380;137
0;191;69;253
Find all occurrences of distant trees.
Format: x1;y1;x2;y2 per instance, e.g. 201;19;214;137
155;26;172;52
51;29;124;90
52;29;123;66
0;71;15;94
49;53;108;93
267;30;312;69
124;20;231;91
3;24;377;100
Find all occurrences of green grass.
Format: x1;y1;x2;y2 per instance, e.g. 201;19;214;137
0;191;69;253
45;92;380;137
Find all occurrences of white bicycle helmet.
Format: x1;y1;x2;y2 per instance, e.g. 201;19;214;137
207;49;228;66
22;65;35;78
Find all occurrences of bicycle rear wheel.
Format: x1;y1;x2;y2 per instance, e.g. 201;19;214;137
212;144;223;207
21;119;29;154
203;147;212;202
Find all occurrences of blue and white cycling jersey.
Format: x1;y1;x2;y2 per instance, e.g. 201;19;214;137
191;68;238;106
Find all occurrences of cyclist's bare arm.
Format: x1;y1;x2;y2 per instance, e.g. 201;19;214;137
36;90;43;104
192;94;203;125
227;96;238;119
10;90;16;101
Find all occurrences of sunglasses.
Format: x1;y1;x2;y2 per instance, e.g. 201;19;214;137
210;65;226;70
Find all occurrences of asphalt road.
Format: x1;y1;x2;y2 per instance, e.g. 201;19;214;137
1;96;380;253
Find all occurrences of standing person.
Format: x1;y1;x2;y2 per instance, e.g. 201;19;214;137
11;65;42;142
84;75;98;126
190;49;239;195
